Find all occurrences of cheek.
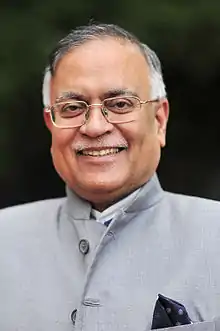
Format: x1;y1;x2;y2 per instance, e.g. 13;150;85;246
124;115;156;148
51;129;75;157
138;112;159;145
52;128;74;145
50;130;78;183
122;117;160;168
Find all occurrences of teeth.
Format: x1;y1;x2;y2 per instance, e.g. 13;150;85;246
81;148;120;156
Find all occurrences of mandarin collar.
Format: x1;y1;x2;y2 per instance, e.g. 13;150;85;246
125;173;164;214
65;186;92;220
64;173;164;220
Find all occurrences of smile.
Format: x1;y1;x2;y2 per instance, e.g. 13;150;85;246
77;147;126;157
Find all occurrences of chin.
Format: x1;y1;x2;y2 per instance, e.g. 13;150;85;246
74;175;127;195
83;179;123;192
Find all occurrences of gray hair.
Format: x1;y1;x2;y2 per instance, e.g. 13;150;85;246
42;23;166;106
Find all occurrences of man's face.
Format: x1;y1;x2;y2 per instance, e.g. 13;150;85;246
45;37;169;209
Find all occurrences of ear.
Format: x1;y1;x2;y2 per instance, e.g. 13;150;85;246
43;108;53;132
155;98;169;147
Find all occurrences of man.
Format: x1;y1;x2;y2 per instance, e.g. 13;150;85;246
1;23;220;331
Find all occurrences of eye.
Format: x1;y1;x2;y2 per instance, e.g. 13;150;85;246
58;101;87;118
105;98;135;113
115;101;129;109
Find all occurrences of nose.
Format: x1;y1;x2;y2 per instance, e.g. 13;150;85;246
79;104;114;138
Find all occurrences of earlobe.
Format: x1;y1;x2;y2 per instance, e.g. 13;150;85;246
43;108;53;132
156;99;169;147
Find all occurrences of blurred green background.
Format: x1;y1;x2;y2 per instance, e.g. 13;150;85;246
1;0;220;208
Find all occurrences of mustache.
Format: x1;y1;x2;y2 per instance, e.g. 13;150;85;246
72;138;128;151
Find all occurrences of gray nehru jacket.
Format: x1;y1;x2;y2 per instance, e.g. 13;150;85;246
1;174;220;331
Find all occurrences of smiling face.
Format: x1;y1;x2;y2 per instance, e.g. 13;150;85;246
44;37;169;210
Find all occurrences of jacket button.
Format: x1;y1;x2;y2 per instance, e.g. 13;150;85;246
79;239;90;255
70;309;77;325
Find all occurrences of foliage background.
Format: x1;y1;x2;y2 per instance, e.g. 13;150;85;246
1;0;220;208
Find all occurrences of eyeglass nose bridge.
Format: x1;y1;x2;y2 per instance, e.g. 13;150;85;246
84;102;109;121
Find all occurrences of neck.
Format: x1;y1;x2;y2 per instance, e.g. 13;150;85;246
91;186;142;212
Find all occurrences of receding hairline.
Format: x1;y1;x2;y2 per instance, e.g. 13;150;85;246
43;23;166;106
50;37;153;106
50;35;152;77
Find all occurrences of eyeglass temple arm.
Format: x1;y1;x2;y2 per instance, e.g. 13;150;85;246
141;98;160;105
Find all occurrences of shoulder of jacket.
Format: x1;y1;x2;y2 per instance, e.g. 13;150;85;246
164;190;220;213
0;197;66;222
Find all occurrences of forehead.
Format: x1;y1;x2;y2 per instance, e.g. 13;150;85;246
51;37;151;100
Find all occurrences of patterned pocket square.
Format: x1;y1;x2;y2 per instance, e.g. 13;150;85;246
151;294;192;329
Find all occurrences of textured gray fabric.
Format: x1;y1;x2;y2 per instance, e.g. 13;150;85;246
1;174;220;330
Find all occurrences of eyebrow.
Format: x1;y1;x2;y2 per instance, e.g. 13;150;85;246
102;88;139;99
55;88;139;103
55;92;86;103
